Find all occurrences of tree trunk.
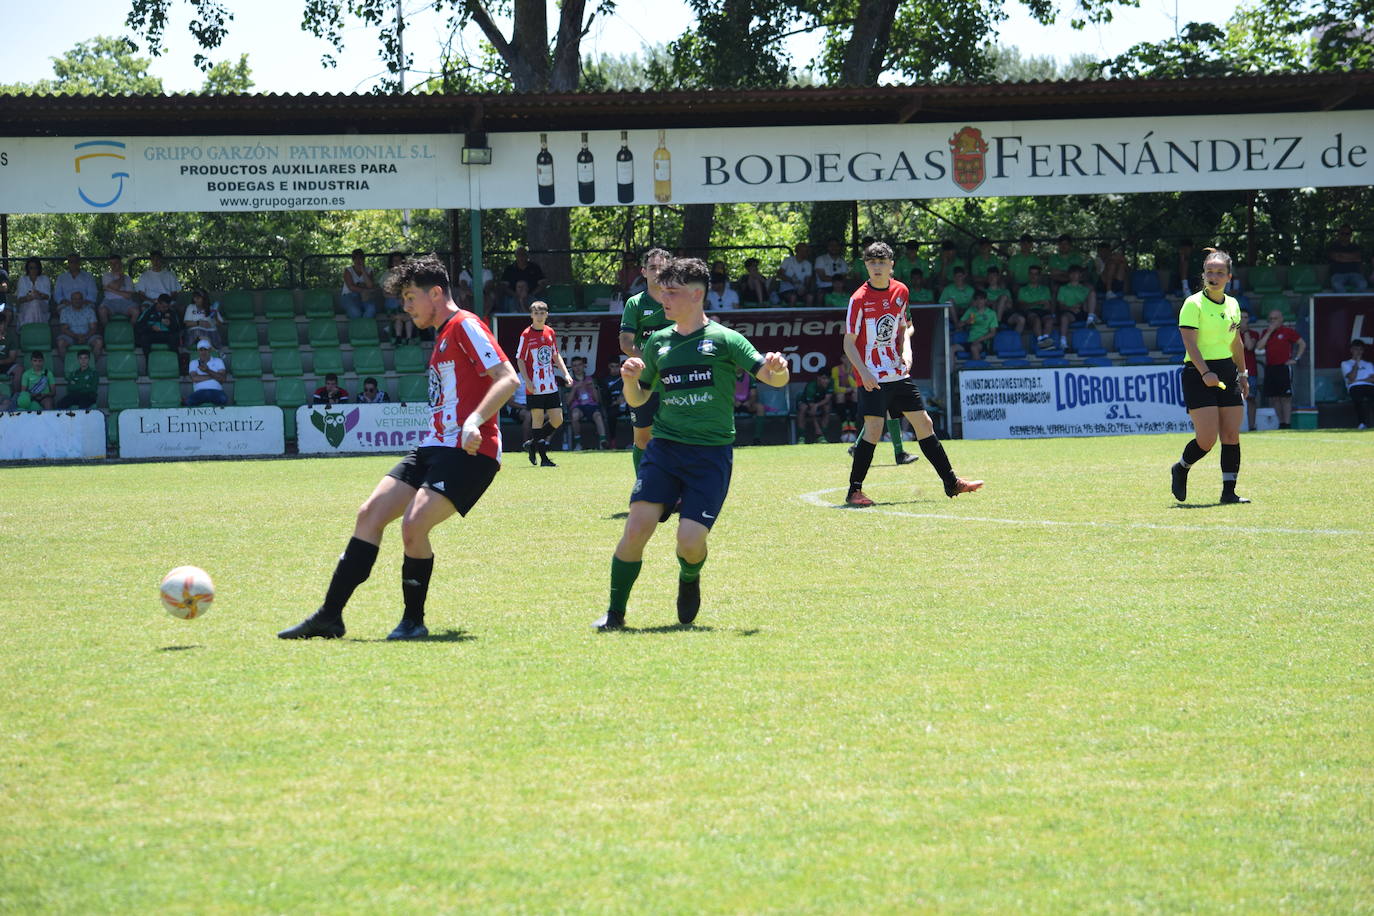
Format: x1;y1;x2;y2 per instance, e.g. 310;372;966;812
527;207;572;283
681;204;716;260
840;0;898;85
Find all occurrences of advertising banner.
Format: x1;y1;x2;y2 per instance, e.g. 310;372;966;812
296;402;434;454
960;364;1193;439
4;111;1368;213
117;406;284;458
0;410;106;460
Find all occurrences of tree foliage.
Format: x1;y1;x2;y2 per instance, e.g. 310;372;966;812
0;36;164;96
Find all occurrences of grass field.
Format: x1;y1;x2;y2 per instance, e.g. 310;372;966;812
1;431;1371;913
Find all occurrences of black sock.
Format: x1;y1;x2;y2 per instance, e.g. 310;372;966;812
917;434;957;487
849;438;876;491
401;554;434;624
320;536;379;620
1179;439;1209;468
1220;443;1240;494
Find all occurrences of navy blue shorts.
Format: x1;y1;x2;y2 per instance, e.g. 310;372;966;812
629;391;660;429
631;438;733;529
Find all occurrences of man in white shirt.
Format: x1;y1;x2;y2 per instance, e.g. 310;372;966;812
813;238;849;296
706;273;740;310
777;242;815;306
54;254;97;309
187;339;228;406
1341;339;1374;429
135;250;182;304
99;254;138;324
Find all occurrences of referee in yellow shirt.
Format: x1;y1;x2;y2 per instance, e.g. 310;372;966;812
1171;248;1251;504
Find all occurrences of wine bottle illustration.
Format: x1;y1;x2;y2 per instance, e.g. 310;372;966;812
653;129;671;203
577;132;595;204
536;133;555;206
616;130;634;203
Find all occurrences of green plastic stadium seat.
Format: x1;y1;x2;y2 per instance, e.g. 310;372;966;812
219;290;256;321
352;346;385;377
582;283;616;307
263;289;296;319
282;408;297;442
303;289;336;318
393;344;427;375
542;284;578;312
227;348;262;377
347;317;380;346
1260;293;1296;321
106;380;141;411
267;319;298;349
308;318;340;349
19;324;52;352
312;348;345;376
105;350;138;380
228;322;260;350
150;378;183;408
1288;264;1322;294
1247;266;1281;294
0;380;9;401
232;377;266;407
106;413;119;446
147;350;180;379
104;321;135;351
270;347;303;377
275;377;307;408
397;375;428;404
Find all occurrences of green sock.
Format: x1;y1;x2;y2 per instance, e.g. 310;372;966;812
632;445;644;473
609;556;642;614
887;419;904;458
677;551;706;583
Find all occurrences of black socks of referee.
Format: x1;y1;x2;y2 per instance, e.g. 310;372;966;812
1220;443;1241;497
848;438;876;492
320;536;379;621
401;554;434;624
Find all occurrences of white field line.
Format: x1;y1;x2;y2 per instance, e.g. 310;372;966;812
797;488;1358;537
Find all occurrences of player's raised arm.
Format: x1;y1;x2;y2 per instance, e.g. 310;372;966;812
755;352;790;388
620;357;650;407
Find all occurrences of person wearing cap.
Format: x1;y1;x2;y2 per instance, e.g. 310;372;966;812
706;272;740;310
186;339;228;406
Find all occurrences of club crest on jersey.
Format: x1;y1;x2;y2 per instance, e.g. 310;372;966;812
874;314;897;344
658;344;672;357
426;367;441;406
535;348;552;366
643;308;654;316
697;338;717;355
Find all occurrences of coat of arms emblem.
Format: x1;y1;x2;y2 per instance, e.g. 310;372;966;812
949;126;989;192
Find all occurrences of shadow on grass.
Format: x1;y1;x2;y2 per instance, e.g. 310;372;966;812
157;644;204;652
600;623;716;635
837;498;926;509
1171;502;1224;509
352;628;477;645
606;511;629;520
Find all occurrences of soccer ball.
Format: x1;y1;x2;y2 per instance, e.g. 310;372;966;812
160;566;216;619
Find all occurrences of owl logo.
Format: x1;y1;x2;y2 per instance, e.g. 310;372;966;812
310;407;361;449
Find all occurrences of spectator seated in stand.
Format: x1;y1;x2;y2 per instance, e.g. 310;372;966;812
813;238;849;301
958;290;998;361
776;243;815;307
616;252;647;300
17;351;55;411
182;289;225;350
566;356;609;449
311;372;351;406
738;258;770;307
938;266;976;312
99;254;138;326
823;275;854;309
906;267;935;305
134;249;182;306
1017;265;1055;349
932;239;966;288
796;372;835;444
0;261;8;323
14;258;52;328
1052;264;1099;349
894;240;929;290
136;294;183;356
186;339;228;406
707;273;740;310
1006;234;1042;293
501;246;546;305
355;376;390;403
1094;242;1128;294
733;367;766;445
1342;340;1374;429
599;356;627;445
1046;234;1087;291
984;267;1018;331
54;254;97;315
58;348;99;410
1327;224;1367;293
340;248;379;319
1173;238;1203;297
457;263;496;317
969;237;1004;290
0;311;21;398
56;291;104;359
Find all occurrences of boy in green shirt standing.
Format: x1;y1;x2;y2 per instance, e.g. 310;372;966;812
58;349;99;409
597;257;790;631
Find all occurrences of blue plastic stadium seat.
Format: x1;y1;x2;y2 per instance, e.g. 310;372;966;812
1131;269;1162;297
1082;356;1115;368
1041;358;1070;368
960;359;990;370
992;329;1026;359
1001;359;1032;369
1071;328;1107;357
1142;297;1176;327
1113;326;1149;357
1126;355;1158;366
1102;295;1134;328
1155;325;1186;357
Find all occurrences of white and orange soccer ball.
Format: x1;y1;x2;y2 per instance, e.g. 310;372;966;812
160;566;216;619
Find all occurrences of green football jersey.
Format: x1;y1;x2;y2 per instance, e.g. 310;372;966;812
1178;291;1242;362
620;290;669;349
640;322;765;446
1017;283;1052;308
1056;282;1091;310
939;284;975;309
1008;252;1042;286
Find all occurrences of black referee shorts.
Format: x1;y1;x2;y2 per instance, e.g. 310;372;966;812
1182;360;1243;411
387;446;499;516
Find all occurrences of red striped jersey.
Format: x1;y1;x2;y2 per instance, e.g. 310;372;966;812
845;280;911;382
517;325;561;395
421;309;509;460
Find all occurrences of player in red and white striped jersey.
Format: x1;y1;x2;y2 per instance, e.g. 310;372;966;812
516;301;571;466
843;241;982;507
279;255;518;642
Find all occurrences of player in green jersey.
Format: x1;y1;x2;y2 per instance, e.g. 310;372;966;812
619;247;673;473
596;257;790;631
1171;248;1252;504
